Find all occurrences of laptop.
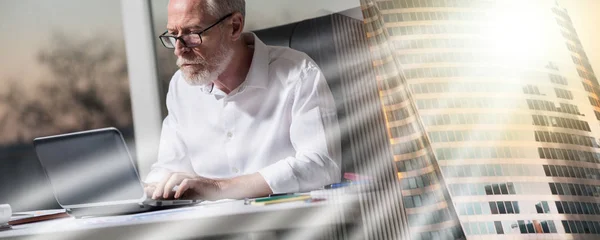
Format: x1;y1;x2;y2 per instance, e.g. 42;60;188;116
33;128;198;218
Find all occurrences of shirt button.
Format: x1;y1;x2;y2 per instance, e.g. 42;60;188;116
232;167;239;173
227;132;233;138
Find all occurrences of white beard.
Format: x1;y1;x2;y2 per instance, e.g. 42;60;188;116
177;42;234;86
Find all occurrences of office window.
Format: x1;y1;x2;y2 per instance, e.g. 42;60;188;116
555;201;600;216
549;182;600;197
490;202;499;214
0;0;134;212
532;115;591;132
494;221;504;234
561;220;600;234
505;201;514;214
535;131;596;148
535;201;551;214
555;88;574;100
497;201;506;214
404;196;415;208
543;165;600;180
538;147;600;164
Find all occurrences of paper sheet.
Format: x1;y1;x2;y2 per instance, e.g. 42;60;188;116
0;204;11;225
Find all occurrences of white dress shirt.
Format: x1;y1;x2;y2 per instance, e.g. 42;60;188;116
145;33;341;194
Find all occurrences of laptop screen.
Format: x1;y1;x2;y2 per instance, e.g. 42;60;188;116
34;129;145;206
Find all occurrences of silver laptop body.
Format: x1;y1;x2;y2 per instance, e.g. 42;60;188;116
33;128;197;217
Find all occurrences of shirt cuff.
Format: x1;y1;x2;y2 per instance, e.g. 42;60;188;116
144;168;173;184
258;157;300;194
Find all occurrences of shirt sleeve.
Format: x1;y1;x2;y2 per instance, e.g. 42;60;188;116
144;75;195;183
258;62;342;193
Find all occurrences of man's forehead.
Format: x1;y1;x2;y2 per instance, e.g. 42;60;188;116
167;0;212;30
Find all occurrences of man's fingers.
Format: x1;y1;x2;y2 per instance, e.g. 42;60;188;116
174;179;191;199
152;174;173;199
163;174;187;199
144;185;156;198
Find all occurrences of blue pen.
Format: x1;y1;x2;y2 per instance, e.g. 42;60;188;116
324;181;369;189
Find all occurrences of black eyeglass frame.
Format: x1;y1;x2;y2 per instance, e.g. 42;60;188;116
159;13;234;49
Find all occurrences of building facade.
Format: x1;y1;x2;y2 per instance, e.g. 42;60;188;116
369;0;600;239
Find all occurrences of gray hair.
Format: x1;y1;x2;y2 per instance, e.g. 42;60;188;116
205;0;246;18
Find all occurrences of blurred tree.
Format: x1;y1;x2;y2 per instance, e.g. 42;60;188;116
0;32;133;144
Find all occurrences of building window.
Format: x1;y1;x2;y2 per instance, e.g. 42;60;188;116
535;201;551;214
408;208;453;226
549;74;569;85
561;220;600;234
403;189;444;209
582;82;594;93
494;221;504;234
532;115;591;132
401;171;439;190
519;220;557;234
555;201;600;215
421;113;531;127
429;130;529;143
535;131;597;148
555;88;574;100
396;155;432;172
526;99;582;115
442;164;542;178
523;85;542;95
548;182;600;197
538;147;600;164
436;147;529;161
488;201;520;215
393;136;428;155
543;164;600;180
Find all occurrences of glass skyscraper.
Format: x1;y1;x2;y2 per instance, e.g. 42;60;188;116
367;0;600;238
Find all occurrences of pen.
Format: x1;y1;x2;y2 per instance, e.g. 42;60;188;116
323;180;369;189
254;194;300;203
251;195;311;206
269;193;295;197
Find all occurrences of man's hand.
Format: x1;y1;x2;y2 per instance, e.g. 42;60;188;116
147;172;272;201
151;173;224;200
143;182;158;199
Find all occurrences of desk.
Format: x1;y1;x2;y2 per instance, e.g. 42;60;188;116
0;195;360;240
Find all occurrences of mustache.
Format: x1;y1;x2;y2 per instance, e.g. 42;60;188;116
176;57;207;67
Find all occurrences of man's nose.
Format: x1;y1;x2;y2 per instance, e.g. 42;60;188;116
173;39;189;57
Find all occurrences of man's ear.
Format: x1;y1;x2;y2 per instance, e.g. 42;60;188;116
229;12;244;41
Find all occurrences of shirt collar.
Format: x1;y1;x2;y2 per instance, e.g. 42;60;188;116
199;82;215;94
193;33;268;96
241;32;269;90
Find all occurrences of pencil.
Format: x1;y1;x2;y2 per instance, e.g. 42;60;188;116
250;195;311;206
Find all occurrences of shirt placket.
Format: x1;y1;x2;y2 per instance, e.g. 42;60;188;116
222;97;239;175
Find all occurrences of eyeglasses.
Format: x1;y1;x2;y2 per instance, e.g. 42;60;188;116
159;13;234;49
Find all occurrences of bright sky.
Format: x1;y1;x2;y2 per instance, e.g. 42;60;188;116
0;0;598;83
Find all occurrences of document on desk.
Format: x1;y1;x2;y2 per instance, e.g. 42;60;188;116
79;199;237;227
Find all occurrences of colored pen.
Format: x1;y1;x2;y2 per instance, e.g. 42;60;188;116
269;193;296;197
251;195;311;206
323;180;369;189
254;194;300;203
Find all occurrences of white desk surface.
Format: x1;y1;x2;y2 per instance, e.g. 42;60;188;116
0;194;359;240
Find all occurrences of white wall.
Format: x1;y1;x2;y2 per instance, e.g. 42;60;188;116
244;0;361;30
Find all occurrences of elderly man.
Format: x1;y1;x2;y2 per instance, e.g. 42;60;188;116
144;0;341;200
